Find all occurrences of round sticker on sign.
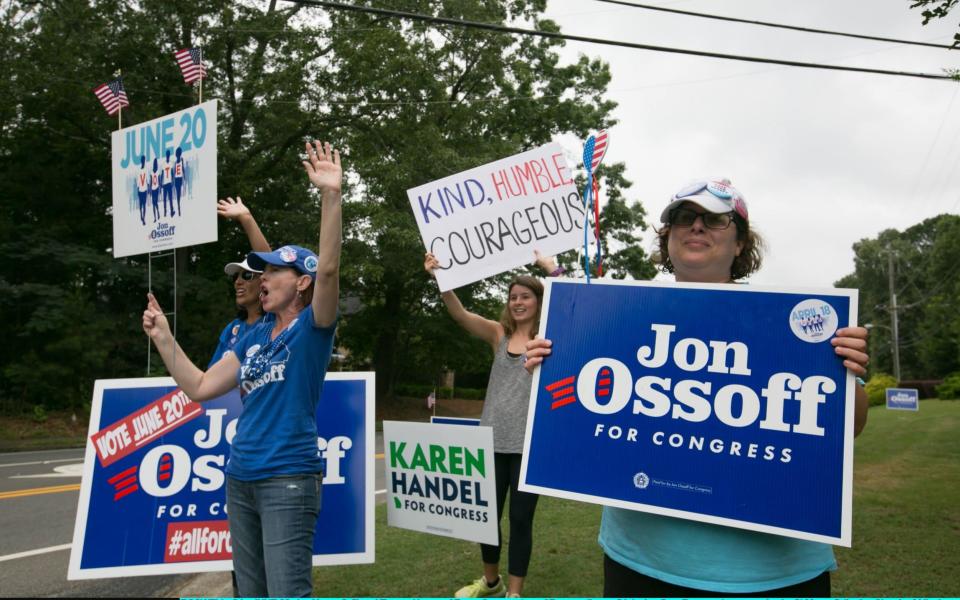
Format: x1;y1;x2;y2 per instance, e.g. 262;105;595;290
789;299;838;343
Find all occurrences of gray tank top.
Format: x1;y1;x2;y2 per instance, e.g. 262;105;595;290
480;337;533;454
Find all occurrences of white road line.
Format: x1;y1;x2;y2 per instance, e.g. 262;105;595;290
375;488;386;495
0;458;81;469
0;543;72;563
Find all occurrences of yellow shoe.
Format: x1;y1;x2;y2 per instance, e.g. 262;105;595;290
454;576;506;598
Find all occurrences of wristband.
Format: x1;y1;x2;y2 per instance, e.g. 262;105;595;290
549;266;565;277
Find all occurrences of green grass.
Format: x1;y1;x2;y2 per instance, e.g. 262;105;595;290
833;400;960;597
313;401;960;597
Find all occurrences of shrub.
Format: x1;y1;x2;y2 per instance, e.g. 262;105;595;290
936;372;960;400
865;373;898;406
32;404;48;423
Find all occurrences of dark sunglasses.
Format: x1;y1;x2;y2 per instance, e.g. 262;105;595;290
668;207;735;230
232;271;259;282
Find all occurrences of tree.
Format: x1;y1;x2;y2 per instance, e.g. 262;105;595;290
835;214;960;380
0;0;653;412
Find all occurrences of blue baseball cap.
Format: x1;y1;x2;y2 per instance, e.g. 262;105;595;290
247;245;319;280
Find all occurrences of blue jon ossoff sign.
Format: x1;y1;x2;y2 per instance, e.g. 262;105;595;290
885;388;919;411
519;280;857;546
68;373;375;579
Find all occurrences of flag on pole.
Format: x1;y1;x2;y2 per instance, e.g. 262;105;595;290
174;47;207;85
92;77;130;116
586;129;609;172
426;390;436;410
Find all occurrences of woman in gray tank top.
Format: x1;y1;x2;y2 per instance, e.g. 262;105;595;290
425;251;555;599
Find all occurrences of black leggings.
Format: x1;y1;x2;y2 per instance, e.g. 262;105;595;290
603;554;831;597
480;453;540;577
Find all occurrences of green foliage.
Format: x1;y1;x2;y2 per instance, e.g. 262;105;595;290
936;372;960;399
0;1;652;411
865;373;898;406
835;215;960;381
910;1;960;54
32;404;47;423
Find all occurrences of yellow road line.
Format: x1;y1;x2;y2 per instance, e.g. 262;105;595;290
375;453;383;459
0;483;80;500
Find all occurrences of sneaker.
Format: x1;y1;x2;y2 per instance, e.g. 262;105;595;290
506;593;521;598
454;576;506;598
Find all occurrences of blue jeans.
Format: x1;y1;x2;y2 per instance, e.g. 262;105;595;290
226;473;322;598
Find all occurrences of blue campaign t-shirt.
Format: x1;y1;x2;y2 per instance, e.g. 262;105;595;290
227;307;337;481
207;316;270;369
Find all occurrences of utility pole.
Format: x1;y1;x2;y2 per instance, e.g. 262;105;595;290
887;251;901;383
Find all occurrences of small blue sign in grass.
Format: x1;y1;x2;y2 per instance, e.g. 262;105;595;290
886;388;919;411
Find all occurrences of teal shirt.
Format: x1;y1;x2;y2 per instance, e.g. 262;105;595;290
599;507;837;593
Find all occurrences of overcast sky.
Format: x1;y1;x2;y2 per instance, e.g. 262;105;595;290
542;0;960;287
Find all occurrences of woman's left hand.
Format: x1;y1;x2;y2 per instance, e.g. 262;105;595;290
302;140;342;193
216;196;250;221
831;326;869;376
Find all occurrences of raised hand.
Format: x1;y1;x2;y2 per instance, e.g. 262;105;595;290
424;252;442;277
302;140;342;193
142;293;171;343
534;249;559;274
216;196;250;221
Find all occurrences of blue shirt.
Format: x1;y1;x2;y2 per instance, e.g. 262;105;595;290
207;316;268;368
227;307;337;481
599;507;837;593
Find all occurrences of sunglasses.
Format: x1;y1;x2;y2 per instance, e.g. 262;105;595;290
232;271;259;282
668;207;735;230
672;179;749;221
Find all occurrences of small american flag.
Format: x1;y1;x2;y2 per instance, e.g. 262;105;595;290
582;129;609;173
174;47;207;85
92;77;130;116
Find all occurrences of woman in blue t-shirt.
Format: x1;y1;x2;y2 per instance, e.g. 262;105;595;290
142;140;342;598
208;196;272;368
525;178;871;597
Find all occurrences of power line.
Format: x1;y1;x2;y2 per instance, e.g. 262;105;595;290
593;0;960;50
287;0;957;81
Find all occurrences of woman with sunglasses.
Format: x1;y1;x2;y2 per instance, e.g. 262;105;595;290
209;197;272;367
142;140;342;597
525;178;870;597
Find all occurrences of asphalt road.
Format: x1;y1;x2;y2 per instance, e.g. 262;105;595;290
0;435;386;598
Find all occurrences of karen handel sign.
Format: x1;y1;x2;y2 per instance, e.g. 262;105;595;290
520;279;858;546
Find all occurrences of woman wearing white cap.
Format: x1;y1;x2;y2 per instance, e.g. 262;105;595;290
525;178;870;597
209;197;271;367
142;140;342;598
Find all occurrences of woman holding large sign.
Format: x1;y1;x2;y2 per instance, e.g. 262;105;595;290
425;251;555;598
525;178;870;597
141;140;342;598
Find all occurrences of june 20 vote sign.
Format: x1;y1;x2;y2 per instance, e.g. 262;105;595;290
520;280;858;546
68;373;375;579
407;143;592;291
112;100;218;258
